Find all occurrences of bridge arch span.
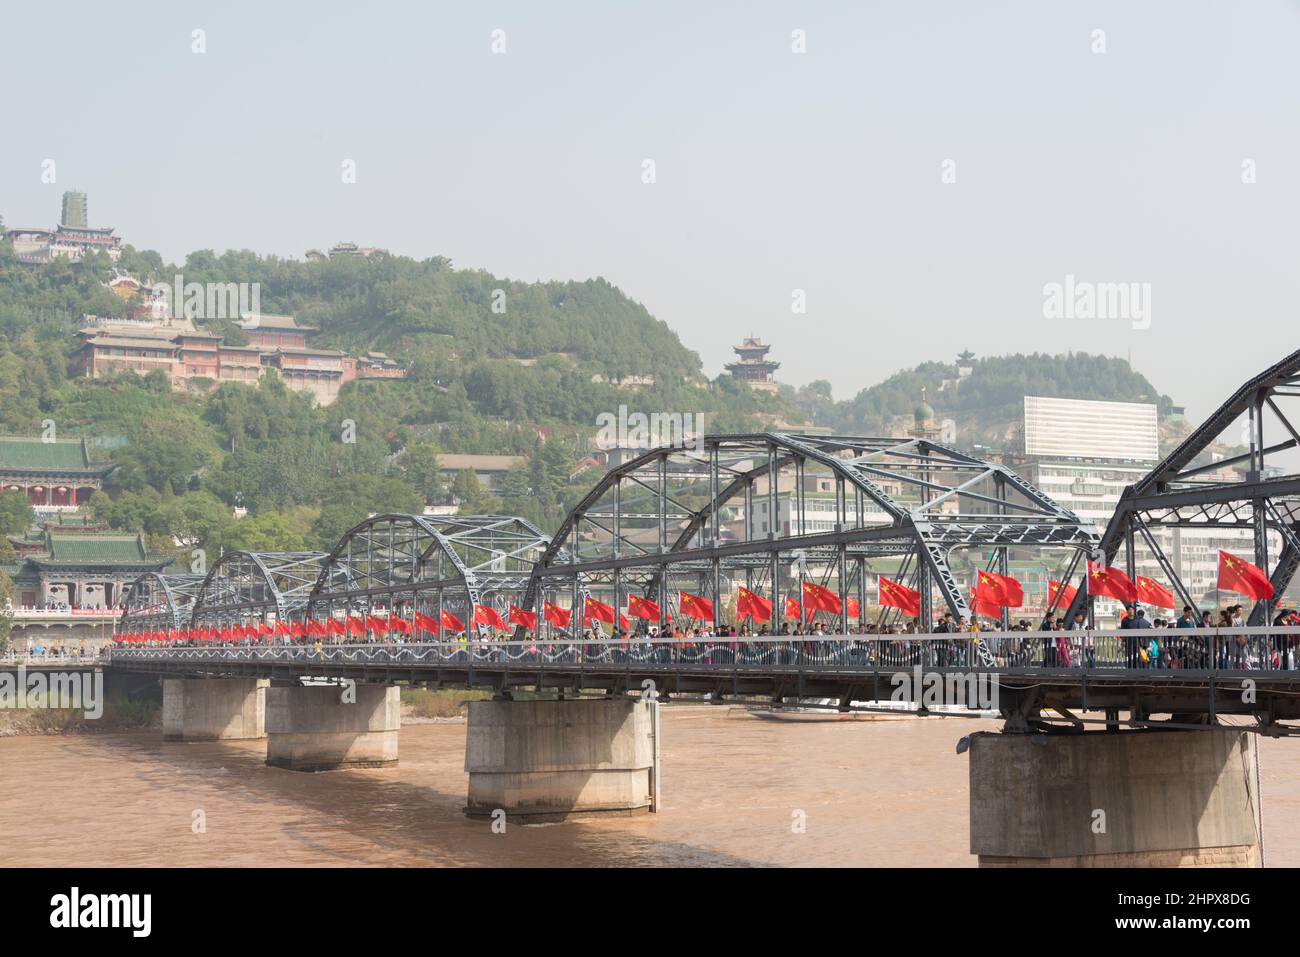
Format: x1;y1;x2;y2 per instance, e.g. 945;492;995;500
525;432;1098;633
302;513;553;631
190;550;335;628
119;572;207;634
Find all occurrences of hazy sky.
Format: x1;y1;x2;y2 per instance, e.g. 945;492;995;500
5;1;1300;424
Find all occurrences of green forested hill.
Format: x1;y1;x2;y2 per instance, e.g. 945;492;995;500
0;241;790;556
111;246;701;379
790;352;1175;448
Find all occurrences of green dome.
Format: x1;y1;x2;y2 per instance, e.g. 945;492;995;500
914;401;934;423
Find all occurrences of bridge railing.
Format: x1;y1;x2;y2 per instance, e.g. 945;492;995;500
104;626;1300;674
1;649;108;665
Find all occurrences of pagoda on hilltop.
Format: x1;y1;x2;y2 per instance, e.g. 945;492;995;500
725;336;780;392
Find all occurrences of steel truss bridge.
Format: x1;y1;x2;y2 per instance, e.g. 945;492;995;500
118;434;1100;643
523;432;1099;633
111;351;1300;734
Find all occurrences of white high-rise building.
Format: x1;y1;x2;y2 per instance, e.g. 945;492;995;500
1016;396;1259;611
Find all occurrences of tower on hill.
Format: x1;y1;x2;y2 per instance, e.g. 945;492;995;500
725;336;780;392
61;191;88;229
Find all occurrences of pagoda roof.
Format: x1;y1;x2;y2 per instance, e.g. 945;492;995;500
82;336;180;350
30;532;171;569
0;437;107;473
241;313;316;332
276;346;343;357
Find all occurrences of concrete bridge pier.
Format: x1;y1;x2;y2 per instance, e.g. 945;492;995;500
162;678;268;741
969;727;1260;867
265;683;400;772
464;697;660;821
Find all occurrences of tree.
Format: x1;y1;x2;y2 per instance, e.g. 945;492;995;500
399;442;445;504
308;475;424;549
0;569;12;652
0;491;34;536
451;470;498;513
211;512;307;556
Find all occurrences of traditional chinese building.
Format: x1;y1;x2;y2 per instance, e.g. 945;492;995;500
0;437;114;513
3;525;170;610
75;310;405;406
240;313;315;350
725;336;780;392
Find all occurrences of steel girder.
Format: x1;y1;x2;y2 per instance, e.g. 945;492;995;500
302;513;553;621
1064;346;1300;624
525;432;1097;624
190;551;334;626
117;572;206;634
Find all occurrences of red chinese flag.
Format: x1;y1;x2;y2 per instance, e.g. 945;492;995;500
626;594;661;621
473;604;507;630
367;614;390;635
970;588;1003;619
508;605;537;630
846;596;860;618
619;613;631;631
388;615;411;635
328;617;345;636
257;622;272;636
347;615;365;636
990;572;1023;607
678;591;714;620
1135;576;1176;609
584;596;616;624
974;571;1023;608
736;586;772;622
543;601;571;628
802;581;842;615
413;611;440;635
1218;550;1273;600
784;596;801;619
1086;561;1139;603
308;619;327;637
878;576;921;617
1048;579;1077;607
440;609;466;632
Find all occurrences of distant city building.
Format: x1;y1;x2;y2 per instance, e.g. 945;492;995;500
328;241;389;258
61;190;88;229
725;336;780;392
1012;395;1257;611
438;453;527;490
1023;395;1159;461
907;387;942;440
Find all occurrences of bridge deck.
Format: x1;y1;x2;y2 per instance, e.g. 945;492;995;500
106;629;1300;723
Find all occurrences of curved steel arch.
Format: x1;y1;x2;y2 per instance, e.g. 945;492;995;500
191;550;334;626
118;572;207;634
303;513;553;620
1065;346;1300;625
526;432;1098;627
